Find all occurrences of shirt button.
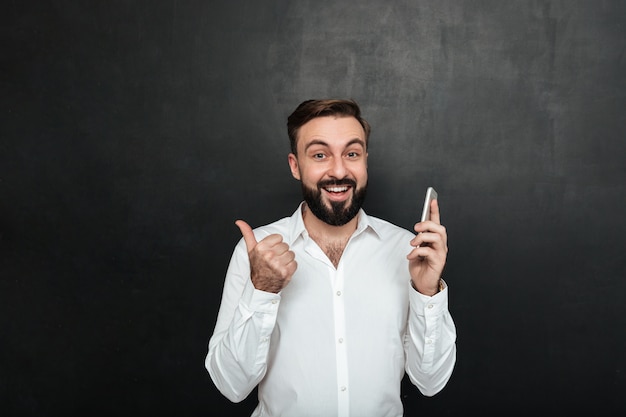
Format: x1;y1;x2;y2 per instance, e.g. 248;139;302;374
427;304;433;309
271;300;278;304
338;338;344;343
426;338;433;344
340;386;347;392
336;291;342;296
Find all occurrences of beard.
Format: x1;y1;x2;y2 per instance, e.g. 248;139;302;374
301;178;367;226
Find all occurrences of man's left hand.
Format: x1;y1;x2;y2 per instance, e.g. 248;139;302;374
407;199;448;296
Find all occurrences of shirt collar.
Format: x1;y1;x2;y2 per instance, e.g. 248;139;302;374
286;202;383;246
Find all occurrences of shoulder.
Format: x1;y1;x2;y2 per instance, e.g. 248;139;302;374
254;216;292;237
365;213;414;241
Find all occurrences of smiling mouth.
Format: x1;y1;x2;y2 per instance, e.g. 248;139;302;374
324;186;350;193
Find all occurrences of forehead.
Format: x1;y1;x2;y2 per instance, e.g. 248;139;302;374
297;116;365;150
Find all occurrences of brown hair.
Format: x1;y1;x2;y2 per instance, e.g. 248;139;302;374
287;99;371;154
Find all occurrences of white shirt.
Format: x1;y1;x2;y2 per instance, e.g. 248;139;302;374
206;203;457;417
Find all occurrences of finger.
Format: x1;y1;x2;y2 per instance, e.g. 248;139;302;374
412;222;446;238
407;244;445;262
430;199;441;225
407;245;433;260
281;249;296;264
235;220;257;252
411;231;439;247
272;249;297;270
271;241;291;256
254;234;286;253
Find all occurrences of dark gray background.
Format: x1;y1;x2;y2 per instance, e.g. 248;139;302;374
2;1;625;415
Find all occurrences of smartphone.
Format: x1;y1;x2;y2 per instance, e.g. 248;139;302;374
420;187;438;222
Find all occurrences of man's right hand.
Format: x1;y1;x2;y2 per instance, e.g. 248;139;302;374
235;220;297;293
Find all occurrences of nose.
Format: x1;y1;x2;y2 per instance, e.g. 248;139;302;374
328;156;347;178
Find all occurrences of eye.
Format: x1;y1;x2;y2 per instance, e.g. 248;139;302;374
346;151;360;159
312;152;326;160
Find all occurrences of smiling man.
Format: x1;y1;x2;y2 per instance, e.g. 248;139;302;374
288;113;369;267
205;99;457;417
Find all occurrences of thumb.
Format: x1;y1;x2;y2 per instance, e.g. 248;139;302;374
235;219;257;252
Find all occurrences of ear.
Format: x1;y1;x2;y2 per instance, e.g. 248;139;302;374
288;153;301;180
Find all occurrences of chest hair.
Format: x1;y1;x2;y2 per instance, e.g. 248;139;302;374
323;242;346;269
309;233;349;269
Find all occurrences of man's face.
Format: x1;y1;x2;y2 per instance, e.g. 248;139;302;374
288;115;368;226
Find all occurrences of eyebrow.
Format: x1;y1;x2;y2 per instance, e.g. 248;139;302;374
304;138;366;152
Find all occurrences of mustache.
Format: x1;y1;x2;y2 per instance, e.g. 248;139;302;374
317;178;357;189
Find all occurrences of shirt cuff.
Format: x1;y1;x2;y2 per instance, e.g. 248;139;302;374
409;279;448;316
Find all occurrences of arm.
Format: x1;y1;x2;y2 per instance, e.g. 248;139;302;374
205;220;296;402
404;198;457;395
205;241;279;402
404;281;457;396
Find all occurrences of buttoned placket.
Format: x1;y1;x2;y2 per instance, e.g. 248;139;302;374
333;261;349;417
302;235;350;417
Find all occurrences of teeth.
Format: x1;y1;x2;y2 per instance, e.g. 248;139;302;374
326;186;348;192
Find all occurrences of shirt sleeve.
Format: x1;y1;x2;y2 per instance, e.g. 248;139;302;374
205;239;281;403
404;279;457;396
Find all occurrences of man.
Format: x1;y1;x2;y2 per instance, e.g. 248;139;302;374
205;99;457;417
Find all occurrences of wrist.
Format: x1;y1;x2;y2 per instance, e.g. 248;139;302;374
412;278;444;296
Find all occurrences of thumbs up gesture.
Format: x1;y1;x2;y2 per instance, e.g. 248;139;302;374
235;220;298;293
